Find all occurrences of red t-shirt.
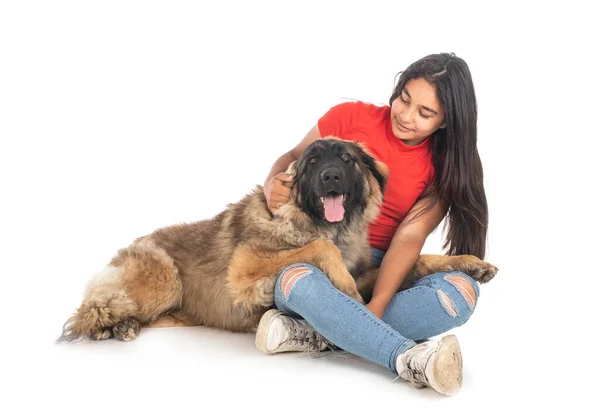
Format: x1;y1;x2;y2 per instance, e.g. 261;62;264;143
318;101;434;250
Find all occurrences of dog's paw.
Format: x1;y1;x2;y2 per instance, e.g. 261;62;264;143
454;255;499;283
90;328;113;340
339;286;365;304
353;292;366;304
112;319;141;342
473;262;498;283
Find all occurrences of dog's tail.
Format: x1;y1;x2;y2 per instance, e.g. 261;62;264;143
57;267;138;342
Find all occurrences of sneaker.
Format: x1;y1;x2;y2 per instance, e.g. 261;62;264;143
395;335;463;396
255;309;329;355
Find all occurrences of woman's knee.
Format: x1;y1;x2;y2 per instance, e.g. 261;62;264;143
433;271;479;321
277;263;324;300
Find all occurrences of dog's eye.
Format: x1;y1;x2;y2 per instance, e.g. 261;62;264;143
341;154;350;162
309;157;318;164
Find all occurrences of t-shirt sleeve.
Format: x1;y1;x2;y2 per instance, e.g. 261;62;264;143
317;101;361;138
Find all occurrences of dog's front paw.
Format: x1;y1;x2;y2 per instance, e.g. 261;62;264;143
352;290;366;304
339;284;365;304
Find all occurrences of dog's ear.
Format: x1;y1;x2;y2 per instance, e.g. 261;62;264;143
283;160;299;189
353;144;388;195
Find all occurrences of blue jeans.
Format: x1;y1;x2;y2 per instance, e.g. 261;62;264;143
273;247;480;374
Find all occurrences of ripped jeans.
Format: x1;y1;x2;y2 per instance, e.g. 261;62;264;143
273;247;480;374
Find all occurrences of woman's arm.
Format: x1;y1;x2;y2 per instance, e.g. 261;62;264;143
366;194;449;318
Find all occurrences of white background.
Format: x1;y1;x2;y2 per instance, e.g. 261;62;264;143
1;1;598;418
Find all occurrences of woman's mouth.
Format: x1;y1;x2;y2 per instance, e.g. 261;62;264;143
395;118;412;132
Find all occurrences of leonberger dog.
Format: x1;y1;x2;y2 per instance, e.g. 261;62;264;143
59;138;497;342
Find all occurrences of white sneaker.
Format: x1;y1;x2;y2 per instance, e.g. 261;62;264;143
255;309;330;355
395;335;463;396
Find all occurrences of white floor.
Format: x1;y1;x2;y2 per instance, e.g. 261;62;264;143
7;270;590;420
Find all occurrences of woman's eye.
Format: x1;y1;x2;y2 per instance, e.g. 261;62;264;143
341;154;350;162
401;97;409;104
309;157;317;164
419;112;431;119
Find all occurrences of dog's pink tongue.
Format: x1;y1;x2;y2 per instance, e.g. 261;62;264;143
323;195;345;222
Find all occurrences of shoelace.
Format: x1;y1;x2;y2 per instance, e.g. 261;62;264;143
392;345;435;389
280;317;341;358
394;369;425;389
291;327;325;355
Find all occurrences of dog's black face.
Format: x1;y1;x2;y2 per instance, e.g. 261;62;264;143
293;139;386;226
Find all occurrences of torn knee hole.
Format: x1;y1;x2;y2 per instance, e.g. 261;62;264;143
280;266;312;299
444;274;477;309
437;290;458;317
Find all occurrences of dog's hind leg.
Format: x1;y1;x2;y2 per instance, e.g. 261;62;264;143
353;255;498;303
59;238;183;342
59;267;138;342
406;254;499;284
146;312;197;328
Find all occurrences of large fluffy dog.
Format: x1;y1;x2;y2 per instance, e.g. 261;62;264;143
59;138;497;342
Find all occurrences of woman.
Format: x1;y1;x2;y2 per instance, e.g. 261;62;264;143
256;53;488;396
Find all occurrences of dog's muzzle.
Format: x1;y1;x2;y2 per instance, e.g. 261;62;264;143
318;166;348;223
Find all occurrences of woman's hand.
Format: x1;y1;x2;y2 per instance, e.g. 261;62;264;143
264;172;293;214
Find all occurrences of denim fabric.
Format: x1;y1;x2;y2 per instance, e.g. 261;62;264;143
274;248;479;374
371;247;480;340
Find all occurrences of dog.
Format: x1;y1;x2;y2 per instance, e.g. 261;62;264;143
59;138;497;342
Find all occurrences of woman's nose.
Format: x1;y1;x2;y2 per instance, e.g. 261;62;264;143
399;108;414;124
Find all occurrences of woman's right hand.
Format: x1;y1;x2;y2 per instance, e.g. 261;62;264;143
264;172;293;214
263;124;323;214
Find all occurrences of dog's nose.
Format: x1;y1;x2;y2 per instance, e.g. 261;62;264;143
320;168;342;184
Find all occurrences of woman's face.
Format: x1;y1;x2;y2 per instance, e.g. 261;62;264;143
390;77;446;145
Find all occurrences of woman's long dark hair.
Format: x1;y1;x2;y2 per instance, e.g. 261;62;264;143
389;53;488;259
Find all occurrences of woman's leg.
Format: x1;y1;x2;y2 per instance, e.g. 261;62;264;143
256;260;465;395
265;263;416;373
382;271;480;341
371;247;480;341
